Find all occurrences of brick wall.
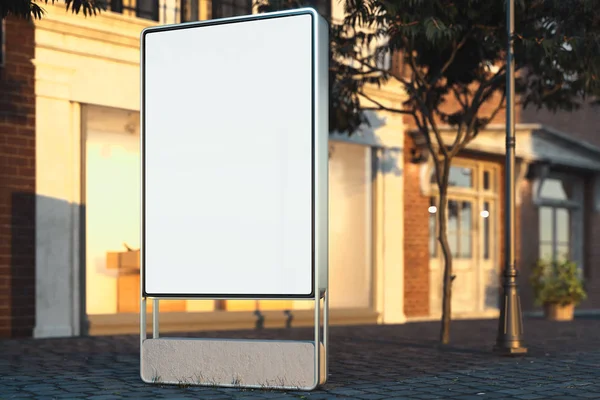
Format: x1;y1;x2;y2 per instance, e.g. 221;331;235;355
432;88;508;128
0;17;36;338
403;133;430;317
520;102;600;148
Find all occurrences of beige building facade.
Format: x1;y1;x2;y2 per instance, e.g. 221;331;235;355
29;2;408;337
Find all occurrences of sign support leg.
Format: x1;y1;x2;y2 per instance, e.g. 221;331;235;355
140;296;147;371
153;299;160;339
323;289;329;378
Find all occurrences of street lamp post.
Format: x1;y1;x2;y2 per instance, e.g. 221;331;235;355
493;0;527;355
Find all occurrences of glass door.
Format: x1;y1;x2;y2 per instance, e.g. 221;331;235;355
429;195;478;314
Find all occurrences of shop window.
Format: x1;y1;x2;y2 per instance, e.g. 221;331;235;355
428;198;474;259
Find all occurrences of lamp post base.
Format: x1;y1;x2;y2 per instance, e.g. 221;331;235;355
493;270;527;356
493;344;528;355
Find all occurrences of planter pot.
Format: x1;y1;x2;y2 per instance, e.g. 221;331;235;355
543;303;575;321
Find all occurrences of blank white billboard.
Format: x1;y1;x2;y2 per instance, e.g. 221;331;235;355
142;9;328;298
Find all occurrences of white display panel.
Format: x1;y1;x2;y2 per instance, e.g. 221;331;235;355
142;10;327;297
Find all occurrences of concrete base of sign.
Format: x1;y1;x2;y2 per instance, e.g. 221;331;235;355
141;338;326;390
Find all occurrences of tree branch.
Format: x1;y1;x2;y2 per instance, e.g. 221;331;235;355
448;123;467;158
485;91;507;125
465;88;507;146
403;38;430;90
359;91;416;115
451;87;467;109
423;105;449;159
439;33;472;77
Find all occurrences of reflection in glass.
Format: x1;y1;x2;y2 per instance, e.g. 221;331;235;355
448;200;458;232
539;207;552;242
539;244;553;260
483;201;490;260
461;201;472;232
460;233;472;258
459;202;472;258
483;170;492;191
556;244;569;260
448;231;458;257
556;208;569;243
429;198;437;257
430;166;473;188
539;205;571;262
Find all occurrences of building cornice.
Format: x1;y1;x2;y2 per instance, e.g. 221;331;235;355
33;3;153;65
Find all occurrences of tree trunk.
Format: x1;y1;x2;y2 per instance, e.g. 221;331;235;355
438;161;453;345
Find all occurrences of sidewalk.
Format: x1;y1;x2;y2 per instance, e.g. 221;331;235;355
1;318;600;399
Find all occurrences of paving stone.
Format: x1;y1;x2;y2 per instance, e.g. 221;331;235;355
548;397;589;400
496;388;531;395
2;319;600;399
356;394;388;400
328;389;366;396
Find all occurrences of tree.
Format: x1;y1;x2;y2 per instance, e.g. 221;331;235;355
1;0;105;20
257;0;599;343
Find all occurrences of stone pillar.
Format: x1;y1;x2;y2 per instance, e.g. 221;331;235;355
33;61;85;338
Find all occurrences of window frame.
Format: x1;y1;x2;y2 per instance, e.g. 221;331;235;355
210;0;252;20
136;0;160;21
109;0;160;22
181;0;200;22
0;19;5;69
535;171;584;275
428;159;499;261
538;205;572;262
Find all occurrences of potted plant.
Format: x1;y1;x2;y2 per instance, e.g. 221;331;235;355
529;258;587;321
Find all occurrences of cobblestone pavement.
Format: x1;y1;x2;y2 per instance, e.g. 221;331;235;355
2;318;600;399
